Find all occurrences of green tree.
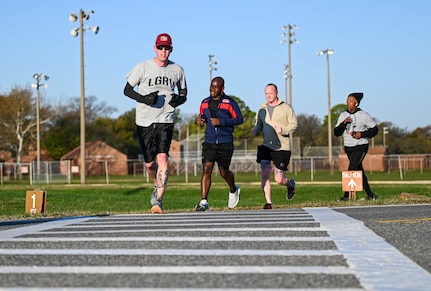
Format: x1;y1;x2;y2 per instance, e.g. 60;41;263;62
382;123;408;154
295;114;322;154
42;111;80;160
230;95;256;140
401;125;431;154
328;104;349;147
87;118;118;145
112;109;142;158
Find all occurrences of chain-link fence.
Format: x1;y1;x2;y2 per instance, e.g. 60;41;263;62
1;151;430;185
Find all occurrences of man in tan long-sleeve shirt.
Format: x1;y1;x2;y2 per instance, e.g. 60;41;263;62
252;83;298;209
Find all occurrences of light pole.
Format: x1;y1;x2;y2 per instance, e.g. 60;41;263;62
208;54;217;82
281;25;298;172
383;127;389;148
281;24;299;105
69;9;99;184
317;49;334;174
31;73;49;177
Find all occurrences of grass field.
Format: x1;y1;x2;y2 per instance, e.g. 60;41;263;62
1;170;430;220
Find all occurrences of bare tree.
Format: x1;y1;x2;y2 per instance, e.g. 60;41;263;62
66;95;117;122
0;86;51;162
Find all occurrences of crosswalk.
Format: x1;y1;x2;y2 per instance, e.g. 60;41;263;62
0;208;430;290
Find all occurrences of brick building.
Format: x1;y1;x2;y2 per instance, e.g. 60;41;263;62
61;141;128;176
338;147;387;172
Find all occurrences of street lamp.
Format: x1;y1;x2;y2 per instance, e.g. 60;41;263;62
283;64;289;104
317;49;334;174
69;9;99;184
31;73;49;178
208;54;217;82
281;24;299;105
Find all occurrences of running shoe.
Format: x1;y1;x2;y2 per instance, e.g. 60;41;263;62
286;179;296;200
151;197;163;214
195;199;209;211
228;186;240;208
338;196;349;202
263;203;274;210
367;193;378;200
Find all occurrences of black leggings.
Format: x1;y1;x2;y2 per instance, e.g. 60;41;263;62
344;147;373;197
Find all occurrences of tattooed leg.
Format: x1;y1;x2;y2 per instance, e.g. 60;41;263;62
155;153;169;199
274;168;289;186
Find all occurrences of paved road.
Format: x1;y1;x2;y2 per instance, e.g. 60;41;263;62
0;205;430;290
336;204;431;274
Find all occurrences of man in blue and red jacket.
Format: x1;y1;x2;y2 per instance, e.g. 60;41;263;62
194;76;243;211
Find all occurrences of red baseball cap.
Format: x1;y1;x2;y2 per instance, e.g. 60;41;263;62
155;33;172;46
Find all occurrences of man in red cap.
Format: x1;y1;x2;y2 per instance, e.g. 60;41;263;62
124;33;188;213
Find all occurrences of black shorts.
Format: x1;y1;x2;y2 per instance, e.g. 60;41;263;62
202;142;234;170
136;123;174;163
256;145;291;171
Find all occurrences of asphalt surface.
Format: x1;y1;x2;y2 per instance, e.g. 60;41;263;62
0;204;430;290
336;204;431;274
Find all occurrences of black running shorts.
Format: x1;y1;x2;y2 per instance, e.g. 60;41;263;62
136;123;174;163
257;145;291;171
202;142;234;170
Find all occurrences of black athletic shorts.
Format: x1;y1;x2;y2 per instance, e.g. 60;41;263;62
136;123;174;163
256;145;291;171
202;142;234;170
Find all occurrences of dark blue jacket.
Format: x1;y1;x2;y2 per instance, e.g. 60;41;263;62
199;94;243;144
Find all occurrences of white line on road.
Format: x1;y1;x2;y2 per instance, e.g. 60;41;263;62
0;249;341;256
0;265;354;274
306;207;431;291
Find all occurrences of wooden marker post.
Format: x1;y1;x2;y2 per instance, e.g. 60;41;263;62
342;171;363;200
25;190;47;214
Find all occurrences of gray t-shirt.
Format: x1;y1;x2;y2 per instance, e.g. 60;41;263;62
335;109;377;147
126;58;187;127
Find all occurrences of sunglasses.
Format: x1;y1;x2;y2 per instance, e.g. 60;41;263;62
156;45;172;51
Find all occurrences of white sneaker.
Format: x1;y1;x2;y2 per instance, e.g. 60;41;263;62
228;186;240;209
195;199;209;211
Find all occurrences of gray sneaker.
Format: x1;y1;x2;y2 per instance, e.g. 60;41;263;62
228;186;240;209
150;186;163;214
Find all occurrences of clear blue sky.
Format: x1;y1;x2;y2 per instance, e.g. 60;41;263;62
1;0;430;131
